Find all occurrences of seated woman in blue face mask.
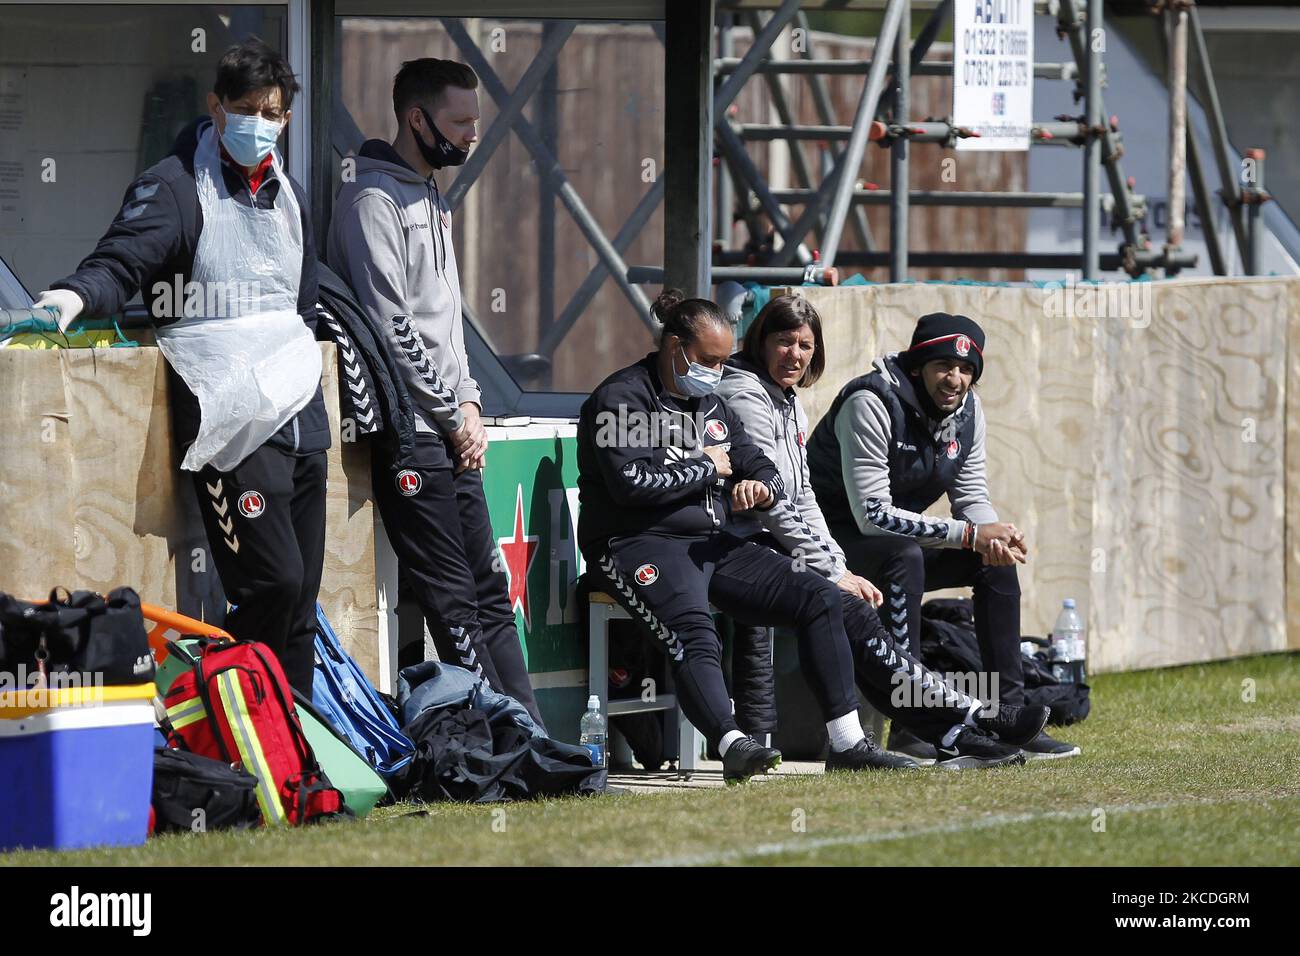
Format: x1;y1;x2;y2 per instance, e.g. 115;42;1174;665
714;294;1049;768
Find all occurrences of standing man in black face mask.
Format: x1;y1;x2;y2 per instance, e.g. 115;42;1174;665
328;58;543;727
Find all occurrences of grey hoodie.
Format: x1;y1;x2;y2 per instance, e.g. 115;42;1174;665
832;353;999;545
327;140;480;435
716;355;848;582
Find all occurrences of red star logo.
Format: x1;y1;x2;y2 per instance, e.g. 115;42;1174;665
497;485;539;629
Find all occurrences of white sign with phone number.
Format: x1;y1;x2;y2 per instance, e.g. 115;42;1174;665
953;0;1034;151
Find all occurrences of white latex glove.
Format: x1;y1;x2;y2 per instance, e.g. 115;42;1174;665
33;289;85;333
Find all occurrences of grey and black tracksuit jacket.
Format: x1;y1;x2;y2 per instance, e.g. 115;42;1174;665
717;355;983;741
806;353;1024;706
576;355;886;746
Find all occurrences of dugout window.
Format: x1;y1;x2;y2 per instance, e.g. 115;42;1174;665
0;3;293;302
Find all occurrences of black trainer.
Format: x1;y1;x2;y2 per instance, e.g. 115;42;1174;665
1020;731;1081;760
826;736;920;772
886;724;938;763
934;728;1026;770
974;702;1050;746
722;736;783;784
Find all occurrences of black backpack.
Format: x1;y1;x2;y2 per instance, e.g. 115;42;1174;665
0;587;155;686
919;598;1091;726
151;748;261;835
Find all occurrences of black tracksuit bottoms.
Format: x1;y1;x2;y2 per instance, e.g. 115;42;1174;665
833;528;1025;706
732;590;982;744
372;432;544;729
729;528;983;743
585;530;860;746
193;444;326;696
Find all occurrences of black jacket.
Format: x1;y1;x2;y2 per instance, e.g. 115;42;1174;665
51;117;329;459
315;263;420;468
576;354;785;552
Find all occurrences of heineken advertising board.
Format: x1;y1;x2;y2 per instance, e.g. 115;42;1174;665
480;426;586;739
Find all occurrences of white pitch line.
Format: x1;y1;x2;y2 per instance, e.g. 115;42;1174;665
630;791;1299;867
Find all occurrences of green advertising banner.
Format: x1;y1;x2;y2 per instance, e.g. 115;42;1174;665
480;427;586;738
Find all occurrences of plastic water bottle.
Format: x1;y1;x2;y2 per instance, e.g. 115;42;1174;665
1050;599;1086;684
579;695;607;768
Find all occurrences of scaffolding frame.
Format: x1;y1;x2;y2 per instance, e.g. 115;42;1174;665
651;0;1267;290
312;2;1260;390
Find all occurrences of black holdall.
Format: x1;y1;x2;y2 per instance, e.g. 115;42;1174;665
151;748;262;835
0;586;155;686
919;597;1091;726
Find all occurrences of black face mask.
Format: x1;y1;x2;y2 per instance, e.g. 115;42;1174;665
413;107;468;169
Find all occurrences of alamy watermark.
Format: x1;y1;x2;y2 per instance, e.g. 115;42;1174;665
592;404;724;450
0;665;107;710
889;668;1000;712
1041;273;1152;329
149;274;265;320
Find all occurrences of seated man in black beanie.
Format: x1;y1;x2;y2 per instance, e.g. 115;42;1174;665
806;312;1079;761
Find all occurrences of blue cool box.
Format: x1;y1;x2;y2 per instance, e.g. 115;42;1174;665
0;683;156;852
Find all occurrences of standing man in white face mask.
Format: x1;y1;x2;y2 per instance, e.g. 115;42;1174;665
34;38;328;694
328;58;543;726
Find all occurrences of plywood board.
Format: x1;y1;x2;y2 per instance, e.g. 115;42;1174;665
788;277;1296;673
0;344;379;678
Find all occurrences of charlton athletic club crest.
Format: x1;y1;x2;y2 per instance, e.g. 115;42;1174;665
238;491;265;518
704;419;728;442
946;439;961;460
634;563;659;586
396;469;422;497
954;334;972;357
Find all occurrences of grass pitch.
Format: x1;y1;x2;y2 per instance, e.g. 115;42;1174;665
5;653;1297;867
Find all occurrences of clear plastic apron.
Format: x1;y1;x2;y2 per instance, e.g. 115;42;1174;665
156;124;322;473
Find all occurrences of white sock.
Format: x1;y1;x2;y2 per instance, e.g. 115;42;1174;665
942;724;965;748
963;701;983;727
718;729;746;757
826;712;865;752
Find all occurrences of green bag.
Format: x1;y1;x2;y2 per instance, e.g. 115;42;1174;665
156;639;387;818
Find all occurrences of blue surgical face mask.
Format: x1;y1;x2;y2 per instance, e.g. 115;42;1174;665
219;104;284;167
673;344;722;398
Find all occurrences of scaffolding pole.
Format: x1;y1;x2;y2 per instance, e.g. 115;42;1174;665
1166;2;1188;272
770;188;1145;212
716;58;1084;80
910;0;952;70
1082;0;1102;279
713;249;1197;271
794;10;874;251
1186;122;1227;275
1155;5;1225;276
744;10;817;216
1189;2;1249;270
890;0;910;281
1057;0;1145;274
716;10;736;250
738;119;1082;143
820;0;908;267
1244;148;1267;276
628;265;838;286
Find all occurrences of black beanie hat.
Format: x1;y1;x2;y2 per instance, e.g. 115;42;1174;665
899;312;986;381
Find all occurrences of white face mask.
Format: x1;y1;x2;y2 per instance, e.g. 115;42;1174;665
673;344;722;398
218;104;284;166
